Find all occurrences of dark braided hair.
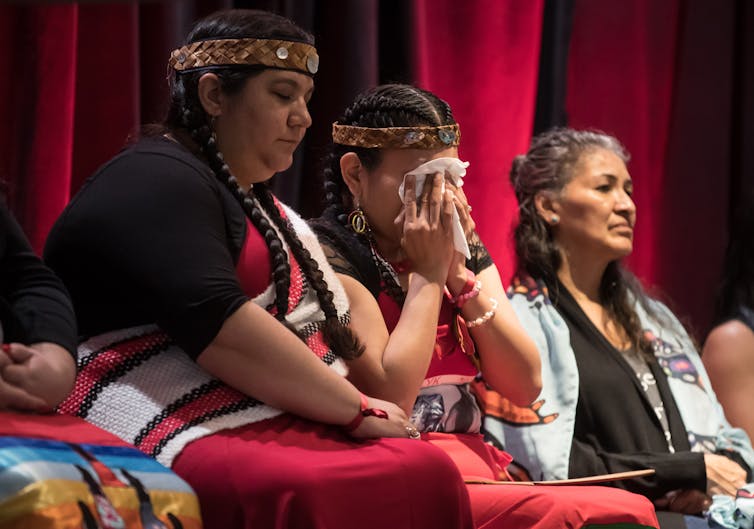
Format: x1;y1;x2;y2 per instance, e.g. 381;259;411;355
322;84;457;303
164;9;363;360
510;127;661;359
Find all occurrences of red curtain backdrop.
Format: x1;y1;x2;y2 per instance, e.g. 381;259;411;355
71;5;141;194
412;0;545;279
0;0;748;335
656;1;739;335
0;5;79;253
0;4;142;253
0;2;225;254
565;0;744;335
565;0;681;288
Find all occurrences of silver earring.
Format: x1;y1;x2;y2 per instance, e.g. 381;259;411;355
550;215;560;225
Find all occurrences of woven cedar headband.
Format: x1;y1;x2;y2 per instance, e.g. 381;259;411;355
169;37;319;75
331;123;461;149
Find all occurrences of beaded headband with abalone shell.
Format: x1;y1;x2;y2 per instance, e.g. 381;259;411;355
169;37;319;75
331;123;461;149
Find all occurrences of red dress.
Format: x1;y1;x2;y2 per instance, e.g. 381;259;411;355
378;292;660;529
170;219;474;529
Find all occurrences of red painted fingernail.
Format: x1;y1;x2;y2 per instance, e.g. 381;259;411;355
1;344;9;353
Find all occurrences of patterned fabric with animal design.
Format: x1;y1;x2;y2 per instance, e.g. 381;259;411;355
708;483;754;529
479;276;754;482
0;412;201;529
380;290;483;434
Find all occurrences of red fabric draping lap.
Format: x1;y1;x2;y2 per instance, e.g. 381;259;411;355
412;0;545;280
565;0;681;291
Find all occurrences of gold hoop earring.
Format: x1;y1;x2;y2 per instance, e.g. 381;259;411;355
348;207;368;234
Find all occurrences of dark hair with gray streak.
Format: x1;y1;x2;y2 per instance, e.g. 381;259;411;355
511;127;658;358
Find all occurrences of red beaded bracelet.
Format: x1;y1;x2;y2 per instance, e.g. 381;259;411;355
456;280;482;308
343;393;390;432
448;269;476;305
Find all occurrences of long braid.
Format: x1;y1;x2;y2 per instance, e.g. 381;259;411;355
254;185;365;360
176;77;362;359
179;92;292;325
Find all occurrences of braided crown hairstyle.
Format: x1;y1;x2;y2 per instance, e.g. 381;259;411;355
322;84;457;301
165;9;363;360
511;127;657;358
323;84;456;218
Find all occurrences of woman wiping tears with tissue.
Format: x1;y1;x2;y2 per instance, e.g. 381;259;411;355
310;84;661;529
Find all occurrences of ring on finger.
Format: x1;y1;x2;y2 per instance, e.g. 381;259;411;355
405;424;421;440
466;205;472;212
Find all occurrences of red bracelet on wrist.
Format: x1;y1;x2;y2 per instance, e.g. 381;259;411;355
456;280;482;308
343;393;390;432
448;269;476;304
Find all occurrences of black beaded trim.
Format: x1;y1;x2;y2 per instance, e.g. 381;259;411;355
133;379;224;447
149;398;260;458
77;330;167;371
77;336;173;419
322;351;337;365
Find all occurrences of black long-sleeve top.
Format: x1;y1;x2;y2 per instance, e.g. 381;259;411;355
0;201;77;358
43;137;250;360
548;278;752;500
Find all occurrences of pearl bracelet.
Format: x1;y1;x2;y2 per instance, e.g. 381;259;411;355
465;297;498;328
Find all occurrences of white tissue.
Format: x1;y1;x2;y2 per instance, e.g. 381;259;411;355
397;157;471;259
